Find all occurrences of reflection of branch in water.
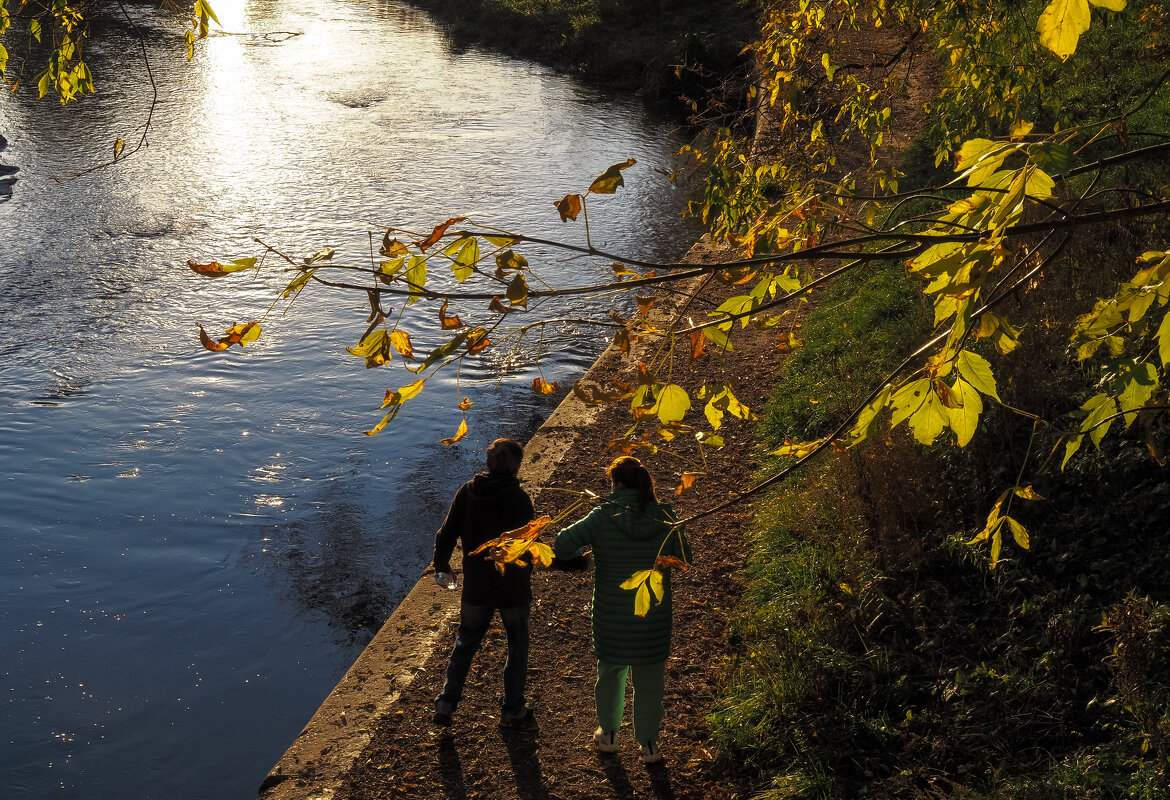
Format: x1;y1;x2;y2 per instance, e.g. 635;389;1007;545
211;30;305;43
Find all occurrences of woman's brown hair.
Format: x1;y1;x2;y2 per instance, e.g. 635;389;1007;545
486;438;524;475
606;456;657;511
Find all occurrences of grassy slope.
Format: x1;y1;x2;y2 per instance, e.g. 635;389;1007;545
711;5;1170;799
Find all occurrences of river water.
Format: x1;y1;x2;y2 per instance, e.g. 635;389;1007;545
0;1;698;797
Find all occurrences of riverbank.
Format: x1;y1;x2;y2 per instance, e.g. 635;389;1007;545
404;0;756;106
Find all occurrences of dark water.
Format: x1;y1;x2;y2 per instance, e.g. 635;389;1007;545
0;1;698;797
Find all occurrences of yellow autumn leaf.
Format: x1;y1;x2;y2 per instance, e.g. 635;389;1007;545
389;330;414;359
440;418;468;446
647;569;664;602
634;582;651;617
620;569;654;591
529;542;555;568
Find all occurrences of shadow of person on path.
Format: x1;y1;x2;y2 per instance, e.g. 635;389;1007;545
438;734;468;800
646;761;676;800
597;753;636;799
499;726;550;800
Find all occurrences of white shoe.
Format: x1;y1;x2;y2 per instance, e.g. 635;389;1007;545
593;727;619;752
639;740;662;763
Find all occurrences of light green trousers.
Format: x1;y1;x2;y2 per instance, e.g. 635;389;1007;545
595;659;667;743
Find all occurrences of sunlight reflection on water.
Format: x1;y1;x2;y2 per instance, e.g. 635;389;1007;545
0;1;700;798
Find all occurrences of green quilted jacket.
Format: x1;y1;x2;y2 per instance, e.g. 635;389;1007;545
554;489;691;665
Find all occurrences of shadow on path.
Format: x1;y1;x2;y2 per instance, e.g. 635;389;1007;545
438;734;467;800
500;726;551;800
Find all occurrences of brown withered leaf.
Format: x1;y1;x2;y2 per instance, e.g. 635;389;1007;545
613;327;631;355
199;321;262;352
607;438;656;455
198;324;230;352
417;217;467;252
495;249;528;273
573;382;602;406
656;555;690;571
635;296;655;315
720;267;758;285
439;300;464;329
489;296;520;315
379;231;409;258
554;193;583;222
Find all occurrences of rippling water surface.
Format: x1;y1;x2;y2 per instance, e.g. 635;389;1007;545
0;1;698;796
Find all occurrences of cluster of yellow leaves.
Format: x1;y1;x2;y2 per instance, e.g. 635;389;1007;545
620;542;691;617
1065;250;1170;466
966;485;1042;568
470;516;555;575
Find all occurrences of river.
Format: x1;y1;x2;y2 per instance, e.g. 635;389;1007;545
0;1;699;797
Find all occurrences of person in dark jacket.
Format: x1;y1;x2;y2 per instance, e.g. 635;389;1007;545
432;438;537;729
554;456;691;763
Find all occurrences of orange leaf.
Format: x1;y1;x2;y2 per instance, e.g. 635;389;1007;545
467;328;491;354
532;377;560;395
656;555;690;571
198;324;229;352
458;397;474;411
439;418;468;446
635;361;654;386
675;472;699;496
468;516;555;572
439;300;464;329
417;217;467;252
636;296;656;315
690;330;706;359
554;193;583;222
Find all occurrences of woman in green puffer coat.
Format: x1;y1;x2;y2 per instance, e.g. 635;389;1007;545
553;456;691;763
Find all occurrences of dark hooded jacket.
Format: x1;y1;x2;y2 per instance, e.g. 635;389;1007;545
433;472;536;608
554;488;691;664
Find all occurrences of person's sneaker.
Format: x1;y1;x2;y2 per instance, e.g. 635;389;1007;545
593;727;620;752
639;740;663;763
433;701;455;726
498;707;538;732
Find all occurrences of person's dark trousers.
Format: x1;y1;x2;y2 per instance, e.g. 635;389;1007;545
437;602;530;713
